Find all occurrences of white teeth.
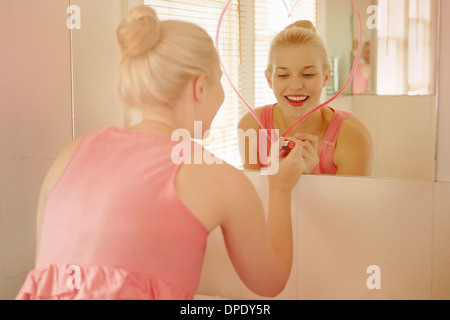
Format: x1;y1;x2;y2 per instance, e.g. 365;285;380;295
287;96;308;102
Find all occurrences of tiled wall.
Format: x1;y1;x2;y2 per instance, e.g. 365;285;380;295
329;93;437;181
353;95;437;181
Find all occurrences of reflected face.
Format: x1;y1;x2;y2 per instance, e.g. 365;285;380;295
266;45;329;118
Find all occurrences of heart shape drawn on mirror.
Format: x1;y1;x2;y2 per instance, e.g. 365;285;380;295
282;0;301;17
215;0;363;141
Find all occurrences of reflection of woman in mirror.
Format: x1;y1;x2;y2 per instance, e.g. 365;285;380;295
353;41;371;94
239;21;374;176
16;6;307;300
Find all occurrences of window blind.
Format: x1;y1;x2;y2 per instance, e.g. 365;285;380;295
377;0;434;95
407;0;433;95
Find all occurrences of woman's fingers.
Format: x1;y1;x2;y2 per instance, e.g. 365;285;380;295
267;137;306;191
293;133;319;152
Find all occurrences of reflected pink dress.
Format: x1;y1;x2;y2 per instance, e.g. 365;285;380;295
352;62;370;94
258;105;351;175
16;126;209;300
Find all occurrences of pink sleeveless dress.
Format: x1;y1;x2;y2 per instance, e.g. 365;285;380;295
16;126;209;300
258;104;351;175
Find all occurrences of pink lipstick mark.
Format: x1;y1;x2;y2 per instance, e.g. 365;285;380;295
282;0;301;18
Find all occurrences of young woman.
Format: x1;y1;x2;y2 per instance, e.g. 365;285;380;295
16;6;307;300
239;21;374;176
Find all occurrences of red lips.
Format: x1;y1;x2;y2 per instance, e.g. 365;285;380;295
285;95;309;107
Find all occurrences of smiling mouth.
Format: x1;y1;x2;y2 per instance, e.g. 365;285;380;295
285;95;310;106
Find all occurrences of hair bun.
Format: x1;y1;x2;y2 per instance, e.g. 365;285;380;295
285;20;316;33
117;6;161;57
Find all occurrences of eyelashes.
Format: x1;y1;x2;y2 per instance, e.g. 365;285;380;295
277;74;316;78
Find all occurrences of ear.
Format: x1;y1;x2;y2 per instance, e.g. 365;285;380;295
322;68;331;88
193;74;207;102
265;70;273;89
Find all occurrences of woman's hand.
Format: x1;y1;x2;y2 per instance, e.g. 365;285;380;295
267;137;307;192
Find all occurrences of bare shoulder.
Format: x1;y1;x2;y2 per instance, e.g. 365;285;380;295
36;134;87;248
335;113;374;175
179;148;255;197
238;106;265;131
339;113;373;146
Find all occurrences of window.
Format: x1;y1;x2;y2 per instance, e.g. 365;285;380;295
144;0;317;168
376;0;435;95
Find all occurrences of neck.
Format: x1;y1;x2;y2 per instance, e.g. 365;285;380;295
127;110;182;136
126;88;197;136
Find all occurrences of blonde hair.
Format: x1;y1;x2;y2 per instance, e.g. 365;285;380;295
266;20;330;75
116;5;218;108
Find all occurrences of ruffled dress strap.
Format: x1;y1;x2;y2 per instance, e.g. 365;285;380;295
311;108;351;174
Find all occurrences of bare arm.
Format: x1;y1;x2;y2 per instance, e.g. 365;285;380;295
225;139;305;296
176;139;306;297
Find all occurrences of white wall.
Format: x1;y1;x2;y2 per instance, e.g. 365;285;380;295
329;94;437;181
353;95;437;181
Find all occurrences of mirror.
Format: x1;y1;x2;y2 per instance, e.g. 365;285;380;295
324;0;438;181
70;0;439;182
